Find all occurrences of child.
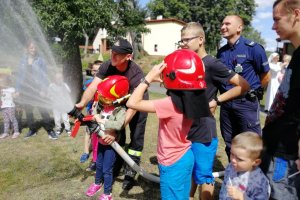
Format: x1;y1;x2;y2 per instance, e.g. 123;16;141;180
85;75;128;200
219;132;270;200
0;75;20;139
80;60;102;172
47;72;71;135
126;49;210;200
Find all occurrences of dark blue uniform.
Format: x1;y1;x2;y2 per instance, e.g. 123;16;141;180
217;36;269;159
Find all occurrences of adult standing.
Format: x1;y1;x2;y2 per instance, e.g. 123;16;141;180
16;40;57;140
265;52;281;112
261;0;300;199
75;38;148;190
180;22;249;200
217;15;270;159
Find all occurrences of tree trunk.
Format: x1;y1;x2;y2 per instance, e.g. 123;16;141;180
83;29;89;56
63;44;83;103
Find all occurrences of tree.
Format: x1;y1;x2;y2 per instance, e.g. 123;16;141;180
243;26;266;48
147;0;257;52
29;0;115;100
110;0;149;58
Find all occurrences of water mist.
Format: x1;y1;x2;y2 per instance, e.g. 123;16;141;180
0;1;75;113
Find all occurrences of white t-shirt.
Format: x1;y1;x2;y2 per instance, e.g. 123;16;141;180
1;87;16;108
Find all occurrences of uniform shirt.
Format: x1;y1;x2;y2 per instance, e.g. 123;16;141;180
217;36;269;92
263;46;300;159
188;55;235;143
219;163;270;200
153;97;192;166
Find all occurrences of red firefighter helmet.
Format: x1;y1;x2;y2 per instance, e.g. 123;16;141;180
97;75;129;105
162;49;206;90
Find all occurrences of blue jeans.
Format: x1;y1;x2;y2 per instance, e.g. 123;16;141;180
159;149;194;200
95;143;116;195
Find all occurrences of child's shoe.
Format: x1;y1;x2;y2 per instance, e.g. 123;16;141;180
99;193;113;200
80;153;89;163
86;162;96;171
0;133;9;139
12;132;20;139
85;183;102;197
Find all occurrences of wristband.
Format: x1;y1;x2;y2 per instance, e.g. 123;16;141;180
140;78;150;87
214;96;222;106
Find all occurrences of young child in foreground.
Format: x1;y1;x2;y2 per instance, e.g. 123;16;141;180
85;75;128;200
219;132;270;200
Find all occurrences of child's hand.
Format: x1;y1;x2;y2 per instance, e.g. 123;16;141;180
102;134;116;145
227;186;244;200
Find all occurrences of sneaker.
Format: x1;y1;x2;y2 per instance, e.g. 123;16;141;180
55;130;61;135
12;132;20;139
86;162;96;172
85;183;102;197
24;130;37;139
65;129;72;136
48;130;58;140
0;133;9;139
99;193;113;200
80;153;90;163
122;176;135;190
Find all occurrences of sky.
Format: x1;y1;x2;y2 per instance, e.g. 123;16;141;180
139;0;278;52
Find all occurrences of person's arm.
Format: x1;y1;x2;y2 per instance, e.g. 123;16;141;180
103;108;127;131
124;108;137;127
260;71;271;88
76;77;102;108
127;62;167;113
210;74;250;110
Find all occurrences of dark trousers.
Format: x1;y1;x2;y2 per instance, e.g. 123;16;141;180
95;143;116;194
24;104;53;132
220;98;261;159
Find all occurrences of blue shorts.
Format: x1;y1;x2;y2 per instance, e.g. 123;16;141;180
159;149;194;200
191;137;218;185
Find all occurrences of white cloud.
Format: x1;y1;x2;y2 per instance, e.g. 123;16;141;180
255;0;275;9
256;12;272;19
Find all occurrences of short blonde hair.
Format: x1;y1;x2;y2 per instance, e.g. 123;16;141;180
232;132;263;159
181;22;206;42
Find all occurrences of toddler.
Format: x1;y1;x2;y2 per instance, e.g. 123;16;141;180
85;75;128;200
0;75;20;139
48;72;71;135
219;132;270;200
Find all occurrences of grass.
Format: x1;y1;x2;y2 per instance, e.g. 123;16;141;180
0;54;267;199
0;90;267;200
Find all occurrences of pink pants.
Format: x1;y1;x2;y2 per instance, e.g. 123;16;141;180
91;132;98;162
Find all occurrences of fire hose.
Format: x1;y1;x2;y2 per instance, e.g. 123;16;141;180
69;106;224;184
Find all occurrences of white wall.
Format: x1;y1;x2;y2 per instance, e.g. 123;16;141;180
142;21;183;56
92;28;107;53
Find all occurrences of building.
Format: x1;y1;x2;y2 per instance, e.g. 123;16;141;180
141;16;186;56
90;17;186;56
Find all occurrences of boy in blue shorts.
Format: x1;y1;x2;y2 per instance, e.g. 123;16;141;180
180;22;249;199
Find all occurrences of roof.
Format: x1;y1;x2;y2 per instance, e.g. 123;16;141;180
145;18;186;26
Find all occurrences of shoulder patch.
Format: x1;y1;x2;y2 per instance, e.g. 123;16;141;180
245;41;256;47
